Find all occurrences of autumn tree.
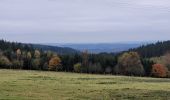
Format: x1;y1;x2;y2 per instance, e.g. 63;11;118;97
26;52;32;69
151;64;168;78
48;55;61;71
32;50;41;70
27;52;32;60
0;54;11;68
116;52;145;76
34;50;41;58
16;49;21;60
15;49;24;69
74;63;82;73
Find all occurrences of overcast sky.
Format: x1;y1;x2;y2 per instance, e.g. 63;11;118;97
0;0;170;43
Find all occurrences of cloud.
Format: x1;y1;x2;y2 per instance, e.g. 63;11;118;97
0;0;170;43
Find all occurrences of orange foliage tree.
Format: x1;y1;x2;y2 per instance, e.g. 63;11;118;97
48;55;61;71
151;64;168;77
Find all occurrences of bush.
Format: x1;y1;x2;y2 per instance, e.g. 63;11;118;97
12;60;23;69
74;63;81;73
105;67;112;74
151;64;168;78
88;63;103;74
0;56;11;68
42;62;49;71
31;59;40;70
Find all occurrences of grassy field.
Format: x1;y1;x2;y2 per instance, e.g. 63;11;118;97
0;70;170;100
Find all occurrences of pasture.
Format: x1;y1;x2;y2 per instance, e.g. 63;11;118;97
0;69;170;100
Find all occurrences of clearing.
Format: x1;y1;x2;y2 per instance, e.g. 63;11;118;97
0;69;170;100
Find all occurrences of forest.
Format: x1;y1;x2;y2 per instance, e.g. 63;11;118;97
0;39;170;78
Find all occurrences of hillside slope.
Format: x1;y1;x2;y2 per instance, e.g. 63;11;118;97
129;41;170;58
0;40;79;55
33;44;79;55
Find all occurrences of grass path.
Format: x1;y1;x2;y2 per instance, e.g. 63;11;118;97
0;69;170;100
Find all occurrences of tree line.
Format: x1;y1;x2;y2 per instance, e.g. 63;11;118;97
0;40;170;78
129;41;170;58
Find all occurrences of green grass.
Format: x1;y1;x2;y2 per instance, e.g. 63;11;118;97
0;69;170;100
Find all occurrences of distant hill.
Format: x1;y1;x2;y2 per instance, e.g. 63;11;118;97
0;40;79;55
33;44;79;55
129;41;170;58
46;43;143;53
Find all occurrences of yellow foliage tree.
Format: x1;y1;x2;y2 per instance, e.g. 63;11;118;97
116;52;145;76
27;52;32;59
16;49;21;60
74;63;82;73
34;50;41;58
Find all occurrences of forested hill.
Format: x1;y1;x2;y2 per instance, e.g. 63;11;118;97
129;41;170;58
0;40;79;55
1;39;170;77
0;40;34;52
32;44;79;55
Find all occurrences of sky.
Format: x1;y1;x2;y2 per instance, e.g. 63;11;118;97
0;0;170;43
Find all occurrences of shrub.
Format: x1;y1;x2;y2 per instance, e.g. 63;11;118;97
105;67;112;74
151;64;168;78
88;63;103;74
12;60;23;69
42;62;49;71
74;63;81;73
31;59;41;70
0;56;11;68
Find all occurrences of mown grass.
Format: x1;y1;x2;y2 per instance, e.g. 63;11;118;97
0;69;170;100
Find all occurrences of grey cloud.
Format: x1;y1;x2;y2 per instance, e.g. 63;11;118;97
0;0;170;43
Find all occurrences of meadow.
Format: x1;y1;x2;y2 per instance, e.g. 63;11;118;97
0;69;170;100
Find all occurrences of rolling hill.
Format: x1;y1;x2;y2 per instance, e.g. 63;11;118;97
0;40;79;55
129;41;170;58
46;43;143;53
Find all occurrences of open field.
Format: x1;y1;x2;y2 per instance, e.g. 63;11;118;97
0;70;170;100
